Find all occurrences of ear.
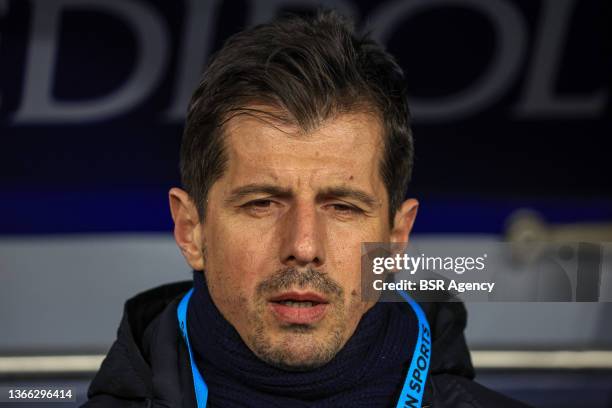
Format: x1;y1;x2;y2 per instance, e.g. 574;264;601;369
169;187;205;271
390;198;419;244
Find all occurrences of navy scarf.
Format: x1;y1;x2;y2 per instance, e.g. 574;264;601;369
187;271;417;407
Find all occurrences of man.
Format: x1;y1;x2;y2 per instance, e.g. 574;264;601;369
84;11;530;408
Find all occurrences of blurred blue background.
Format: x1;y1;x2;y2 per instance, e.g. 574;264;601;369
0;0;611;406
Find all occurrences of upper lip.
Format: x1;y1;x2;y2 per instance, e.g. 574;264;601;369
268;291;329;303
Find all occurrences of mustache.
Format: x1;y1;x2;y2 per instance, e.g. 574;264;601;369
257;267;344;298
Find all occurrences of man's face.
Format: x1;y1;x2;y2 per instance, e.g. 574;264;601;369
179;109;414;370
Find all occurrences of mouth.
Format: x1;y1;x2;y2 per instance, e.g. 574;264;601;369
268;291;330;325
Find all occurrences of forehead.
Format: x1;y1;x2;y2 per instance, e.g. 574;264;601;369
219;110;386;190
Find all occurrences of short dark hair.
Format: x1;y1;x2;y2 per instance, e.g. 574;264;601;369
180;10;413;224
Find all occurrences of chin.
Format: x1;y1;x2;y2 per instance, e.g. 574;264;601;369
249;327;345;371
260;347;337;372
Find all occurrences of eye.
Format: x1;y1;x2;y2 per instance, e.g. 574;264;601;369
330;203;362;214
246;199;272;209
240;199;276;216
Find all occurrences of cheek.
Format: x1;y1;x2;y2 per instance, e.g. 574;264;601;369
327;223;386;276
205;218;272;298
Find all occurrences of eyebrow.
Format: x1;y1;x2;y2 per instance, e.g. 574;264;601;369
225;183;292;204
225;183;380;209
317;186;379;209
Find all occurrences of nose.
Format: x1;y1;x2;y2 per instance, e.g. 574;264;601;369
280;201;326;268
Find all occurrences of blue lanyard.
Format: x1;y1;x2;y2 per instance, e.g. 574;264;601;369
177;288;431;408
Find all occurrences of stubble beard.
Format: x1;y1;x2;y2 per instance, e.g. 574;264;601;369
245;267;354;371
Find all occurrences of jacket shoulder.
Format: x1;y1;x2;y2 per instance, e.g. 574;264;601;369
84;280;193;407
432;373;533;408
81;394;148;407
